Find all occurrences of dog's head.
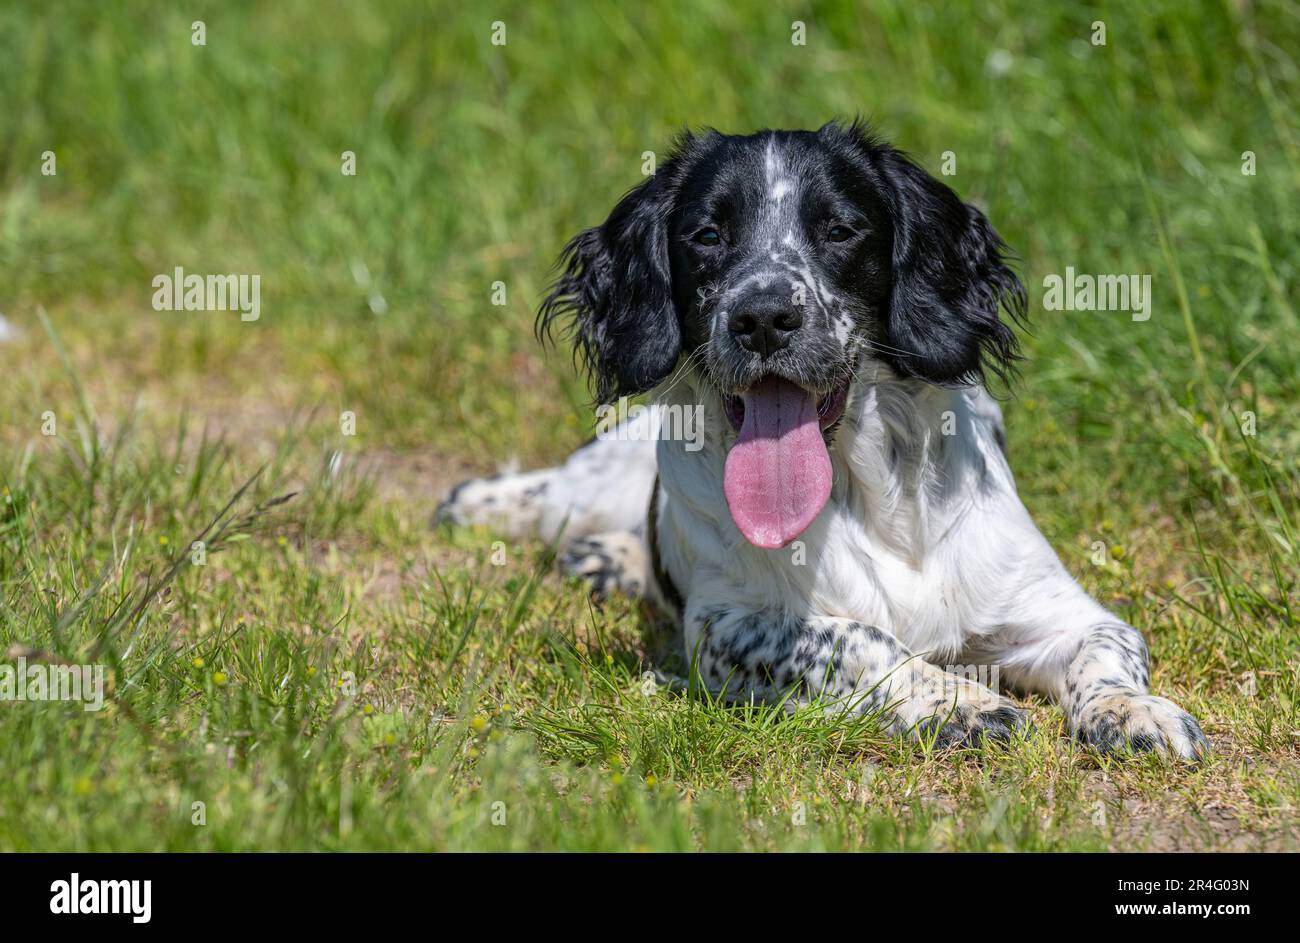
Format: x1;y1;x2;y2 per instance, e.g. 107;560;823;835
539;122;1026;548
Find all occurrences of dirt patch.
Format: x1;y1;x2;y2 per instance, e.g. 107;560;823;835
1081;737;1299;851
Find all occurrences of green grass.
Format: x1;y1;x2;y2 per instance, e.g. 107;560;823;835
0;0;1297;851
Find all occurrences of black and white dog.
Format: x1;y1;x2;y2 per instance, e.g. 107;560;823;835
439;122;1208;759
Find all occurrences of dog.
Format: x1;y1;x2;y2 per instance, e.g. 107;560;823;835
438;122;1208;760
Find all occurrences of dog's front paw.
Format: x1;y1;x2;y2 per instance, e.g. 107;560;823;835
560;532;647;600
920;701;1032;749
897;667;1032;749
1074;692;1209;761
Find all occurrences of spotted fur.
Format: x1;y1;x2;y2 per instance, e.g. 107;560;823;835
687;606;1030;746
560;532;648;600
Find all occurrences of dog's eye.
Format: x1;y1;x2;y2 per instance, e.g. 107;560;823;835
827;225;855;243
693;228;721;247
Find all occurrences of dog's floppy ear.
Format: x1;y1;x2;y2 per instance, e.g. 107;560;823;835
841;125;1026;386
537;168;682;404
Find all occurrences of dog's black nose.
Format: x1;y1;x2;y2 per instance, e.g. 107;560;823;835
728;296;803;359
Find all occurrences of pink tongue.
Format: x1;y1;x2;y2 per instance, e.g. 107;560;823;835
723;376;832;549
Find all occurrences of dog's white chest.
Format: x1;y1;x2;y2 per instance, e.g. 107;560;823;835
806;514;973;658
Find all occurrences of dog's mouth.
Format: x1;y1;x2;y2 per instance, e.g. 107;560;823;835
721;375;851;550
722;377;849;434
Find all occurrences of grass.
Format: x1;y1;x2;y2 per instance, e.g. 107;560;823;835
0;0;1297;851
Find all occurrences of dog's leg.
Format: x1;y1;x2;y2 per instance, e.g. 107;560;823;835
559;530;649;599
1060;623;1209;759
687;606;1030;747
972;576;1209;760
434;467;561;539
436;410;658;545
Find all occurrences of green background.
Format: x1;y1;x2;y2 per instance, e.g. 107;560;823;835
0;0;1295;850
